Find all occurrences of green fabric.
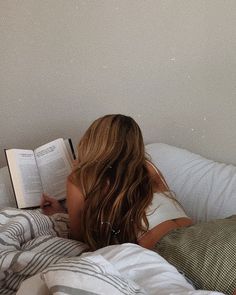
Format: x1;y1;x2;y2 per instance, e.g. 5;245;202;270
154;215;236;295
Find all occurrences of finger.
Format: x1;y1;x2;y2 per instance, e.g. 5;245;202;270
40;195;47;208
42;194;56;203
40;195;52;208
42;207;53;216
42;193;52;200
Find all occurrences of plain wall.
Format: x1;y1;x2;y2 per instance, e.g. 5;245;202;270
0;0;236;167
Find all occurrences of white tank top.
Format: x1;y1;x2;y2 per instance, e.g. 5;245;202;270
146;191;189;229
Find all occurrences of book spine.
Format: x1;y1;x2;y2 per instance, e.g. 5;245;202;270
68;138;76;160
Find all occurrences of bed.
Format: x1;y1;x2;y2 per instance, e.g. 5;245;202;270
0;143;235;295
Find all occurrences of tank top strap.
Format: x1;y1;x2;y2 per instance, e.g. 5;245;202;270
146;160;170;190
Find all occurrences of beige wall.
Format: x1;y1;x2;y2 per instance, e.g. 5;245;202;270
0;0;236;167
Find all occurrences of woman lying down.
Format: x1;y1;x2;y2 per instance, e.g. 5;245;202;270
39;114;235;295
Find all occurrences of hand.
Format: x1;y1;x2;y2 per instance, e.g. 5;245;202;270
40;194;66;216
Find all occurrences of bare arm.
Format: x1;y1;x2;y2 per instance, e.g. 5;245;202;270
66;180;85;241
41;180;85;241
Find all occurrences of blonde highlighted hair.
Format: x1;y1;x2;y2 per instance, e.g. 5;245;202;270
70;114;154;250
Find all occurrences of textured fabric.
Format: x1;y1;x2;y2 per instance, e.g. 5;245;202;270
154;215;236;295
41;255;147;295
0;208;88;294
1;208;223;295
146;191;189;229
93;244;224;295
18;243;224;295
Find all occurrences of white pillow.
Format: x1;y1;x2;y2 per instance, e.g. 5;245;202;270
146;143;236;222
41;252;146;295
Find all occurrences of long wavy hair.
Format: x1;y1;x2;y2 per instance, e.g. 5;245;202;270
70;114;155;250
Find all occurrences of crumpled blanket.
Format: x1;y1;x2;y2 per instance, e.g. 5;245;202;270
0;208;225;295
0;209;148;295
0;208;88;294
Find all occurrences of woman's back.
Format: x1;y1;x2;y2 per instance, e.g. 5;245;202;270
42;114;192;251
138;161;192;249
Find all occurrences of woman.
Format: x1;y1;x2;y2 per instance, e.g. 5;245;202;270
41;114;192;250
41;114;236;295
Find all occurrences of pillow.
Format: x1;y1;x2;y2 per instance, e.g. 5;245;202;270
146;143;236;222
154;215;236;295
41;254;146;295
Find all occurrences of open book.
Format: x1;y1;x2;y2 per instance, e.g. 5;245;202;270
5;138;76;209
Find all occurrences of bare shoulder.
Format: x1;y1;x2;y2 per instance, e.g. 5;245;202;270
67;179;84;198
146;160;158;177
146;160;169;192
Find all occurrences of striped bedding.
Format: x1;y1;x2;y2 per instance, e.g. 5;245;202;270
40;255;146;295
0;209;146;295
0;208;225;295
0;208;88;294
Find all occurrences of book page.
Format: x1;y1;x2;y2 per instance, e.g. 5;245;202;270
34;139;73;200
5;149;43;208
0;166;17;208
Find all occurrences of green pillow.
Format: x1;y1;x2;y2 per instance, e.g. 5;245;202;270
154;215;236;295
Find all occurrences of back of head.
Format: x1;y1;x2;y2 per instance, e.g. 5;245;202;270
71;114;153;250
